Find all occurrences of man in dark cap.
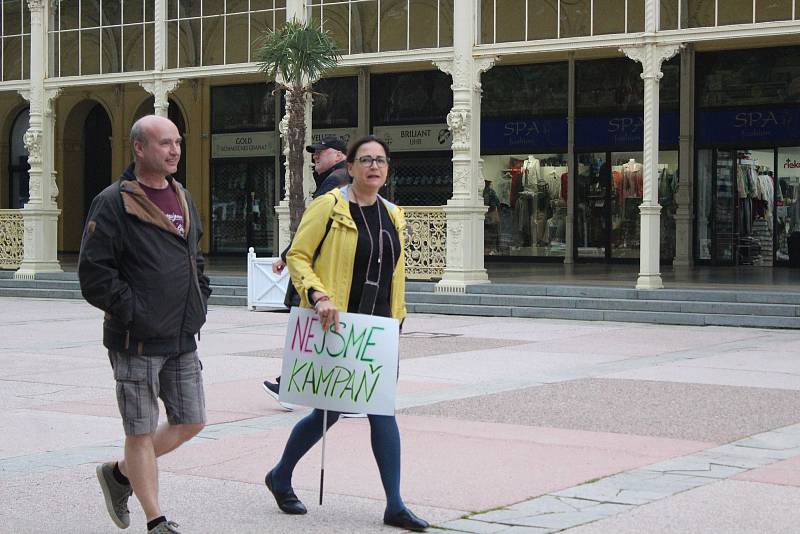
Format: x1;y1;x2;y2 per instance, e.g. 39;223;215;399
264;136;351;409
306;136;350;195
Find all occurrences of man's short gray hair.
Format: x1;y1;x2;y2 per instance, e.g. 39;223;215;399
130;118;148;147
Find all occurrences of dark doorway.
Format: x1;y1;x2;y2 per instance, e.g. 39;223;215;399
83;104;112;223
8;108;30;208
211;158;276;255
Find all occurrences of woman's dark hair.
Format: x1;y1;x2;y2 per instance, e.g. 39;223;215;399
346;135;391;163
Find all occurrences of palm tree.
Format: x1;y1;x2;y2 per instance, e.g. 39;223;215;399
255;20;341;237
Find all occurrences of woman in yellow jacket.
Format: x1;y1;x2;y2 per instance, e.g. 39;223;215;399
265;136;429;532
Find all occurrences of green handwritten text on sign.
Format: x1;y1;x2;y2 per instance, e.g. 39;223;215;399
279;308;399;415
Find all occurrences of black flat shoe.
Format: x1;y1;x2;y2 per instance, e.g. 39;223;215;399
383;508;429;532
265;470;307;515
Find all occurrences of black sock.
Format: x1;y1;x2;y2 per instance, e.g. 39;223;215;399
147;516;167;531
112;462;130;486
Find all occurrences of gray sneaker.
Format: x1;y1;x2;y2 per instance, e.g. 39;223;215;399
148;521;181;533
96;462;132;529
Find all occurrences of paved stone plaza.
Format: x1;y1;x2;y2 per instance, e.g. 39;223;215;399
1;296;799;533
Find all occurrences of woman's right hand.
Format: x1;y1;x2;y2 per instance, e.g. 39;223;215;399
313;292;339;332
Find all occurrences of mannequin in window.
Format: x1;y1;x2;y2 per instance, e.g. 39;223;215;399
622;158;643;199
522;155;541;188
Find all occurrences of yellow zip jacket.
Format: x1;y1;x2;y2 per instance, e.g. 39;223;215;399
286;185;407;321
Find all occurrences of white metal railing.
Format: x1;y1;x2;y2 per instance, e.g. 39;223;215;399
246;247;290;310
0;209;24;269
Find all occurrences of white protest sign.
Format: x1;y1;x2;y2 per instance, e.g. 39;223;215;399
279;307;400;416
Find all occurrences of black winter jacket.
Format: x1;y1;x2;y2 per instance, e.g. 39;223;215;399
78;164;211;356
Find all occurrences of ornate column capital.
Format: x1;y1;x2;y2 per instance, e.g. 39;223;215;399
45;88;62;117
26;0;45;11
140;78;181;116
620;43;682;80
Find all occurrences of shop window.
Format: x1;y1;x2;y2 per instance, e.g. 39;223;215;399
482;153;569;257
483;63;568;119
696;149;713;260
371;71;451;207
577;59;644;114
371;71;452;126
696;149;776;266
696;47;800;108
312;77;358;129
386;154;453;207
211;83;276;133
777;147;800;263
576;151;678;260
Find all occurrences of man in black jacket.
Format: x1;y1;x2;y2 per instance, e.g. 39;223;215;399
79;115;211;534
307;135;350;195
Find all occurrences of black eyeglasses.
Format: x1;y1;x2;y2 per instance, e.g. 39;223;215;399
356;156;390;168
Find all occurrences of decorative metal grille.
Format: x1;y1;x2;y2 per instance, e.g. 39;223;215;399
403;206;446;280
0;210;24;269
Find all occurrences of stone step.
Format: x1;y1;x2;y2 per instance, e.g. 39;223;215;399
406;292;800;317
406;302;800;329
2;274;799;328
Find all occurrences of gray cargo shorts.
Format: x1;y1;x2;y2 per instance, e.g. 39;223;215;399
108;350;206;436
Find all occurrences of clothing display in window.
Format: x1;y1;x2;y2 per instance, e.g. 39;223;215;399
622;159;643;199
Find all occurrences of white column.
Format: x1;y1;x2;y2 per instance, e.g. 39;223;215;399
141;0;174;117
674;46;694;267
276;114;291;254
622;43;680;289
155;0;167;72
15;0;62;279
433;1;495;292
565;53;576;264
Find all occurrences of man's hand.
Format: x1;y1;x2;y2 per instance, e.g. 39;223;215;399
272;259;286;274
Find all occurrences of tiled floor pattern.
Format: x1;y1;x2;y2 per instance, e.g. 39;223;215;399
402;378;800;442
437;423;800;533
